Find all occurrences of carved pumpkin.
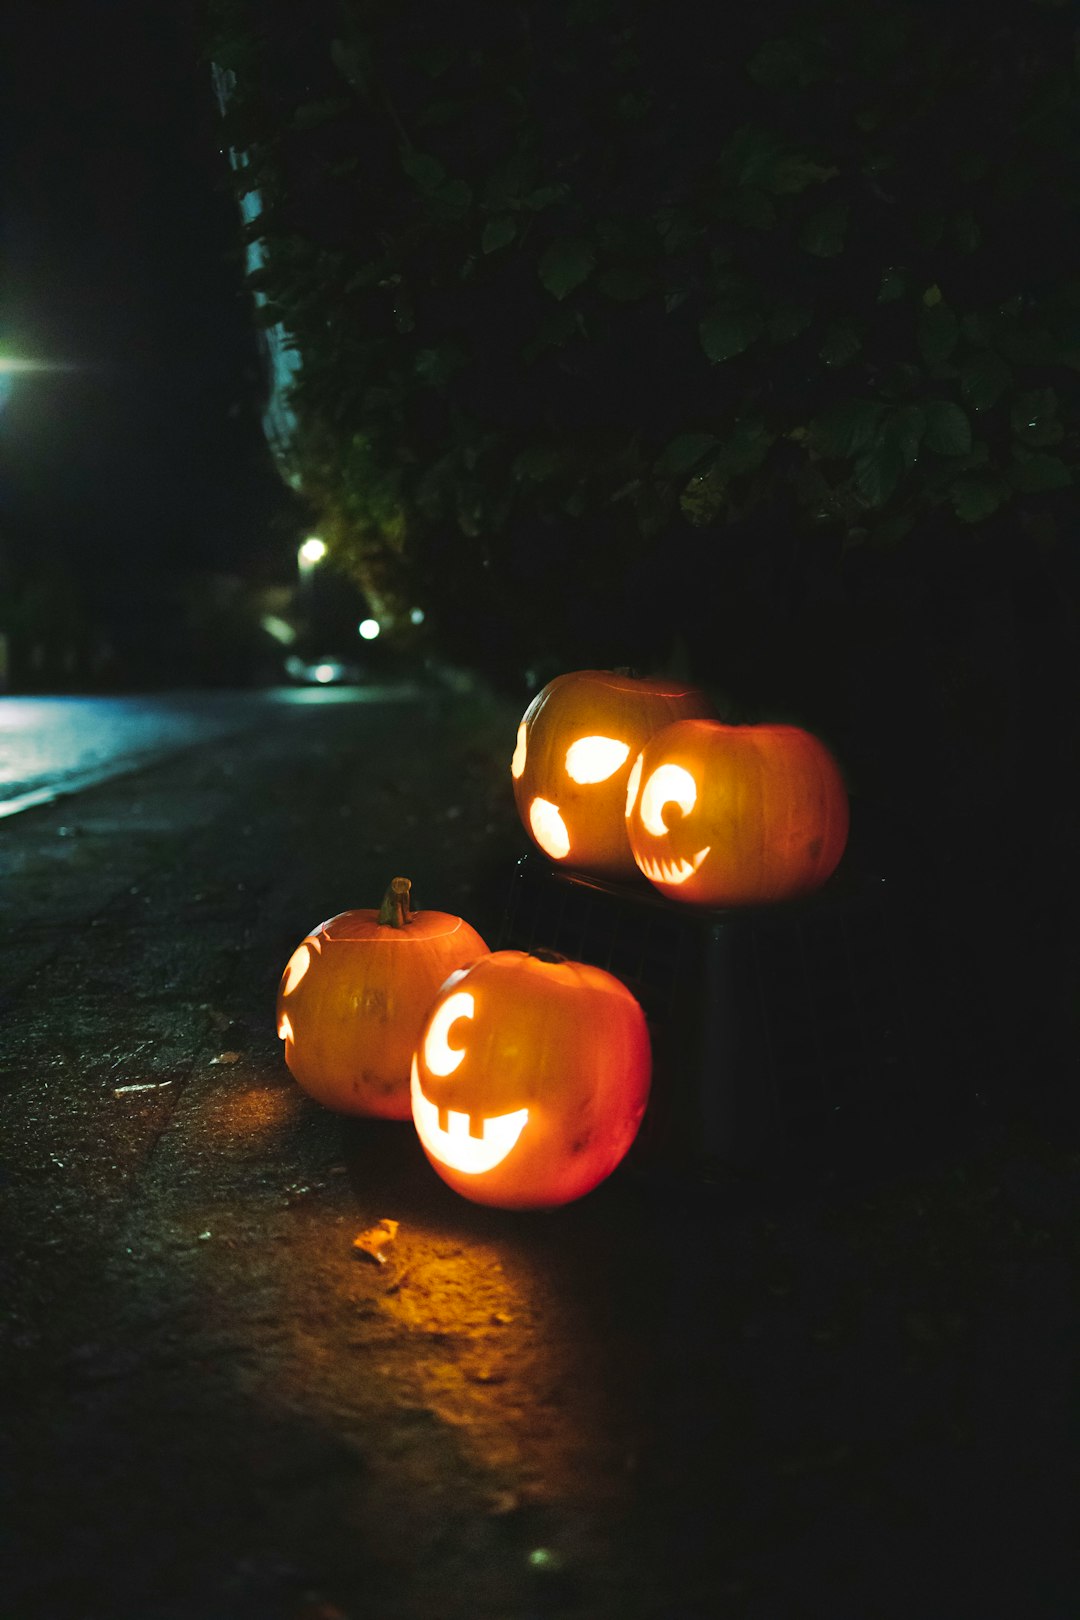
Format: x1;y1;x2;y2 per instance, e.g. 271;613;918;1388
410;948;651;1208
625;719;849;906
511;669;712;881
276;877;488;1118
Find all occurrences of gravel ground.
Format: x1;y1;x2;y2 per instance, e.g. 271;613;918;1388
1;680;1078;1620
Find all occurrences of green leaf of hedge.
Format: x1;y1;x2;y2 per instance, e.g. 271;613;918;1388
959;351;1012;411
538;238;596;300
1007;453;1072;492
995;325;1058;366
877;267;908;302
699;309;764;362
596;265;654;301
482;217;516;254
854;441;903;506
747;36;824;89
918;302;959;364
654;433;721;480
524;184;571;212
713;418;774;476
762;155;839;196
512;444;569;482
951;477;1008;523
768;304;814;343
800;202;849;257
1011;388;1063;446
818;320;862;368
808;399;883;458
883;405;926;469
400;149;446;192
923;401;973;455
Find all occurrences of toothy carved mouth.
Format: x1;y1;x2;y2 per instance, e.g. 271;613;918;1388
411;1058;529;1174
637;847;710;886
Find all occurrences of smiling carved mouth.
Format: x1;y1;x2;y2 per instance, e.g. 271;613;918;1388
636;846;711;885
410;1058;529;1174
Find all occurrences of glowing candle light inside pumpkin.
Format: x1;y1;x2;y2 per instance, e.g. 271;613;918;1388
421;990;474;1076
280;942;313;995
627;719;849;905
511;722;528;780
410;1058;530;1174
564;735;630;784
274;878;488;1119
511;669;715;881
528;797;571;860
411;949;651;1208
639;763;698;834
635;762;710;885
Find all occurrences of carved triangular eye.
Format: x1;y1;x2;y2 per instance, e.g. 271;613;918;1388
639;763;698;835
511;721;528;780
564;735;631;784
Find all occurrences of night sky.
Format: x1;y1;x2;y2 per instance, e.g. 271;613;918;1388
3;1;283;579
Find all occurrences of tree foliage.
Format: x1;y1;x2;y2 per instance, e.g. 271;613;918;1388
206;0;1078;698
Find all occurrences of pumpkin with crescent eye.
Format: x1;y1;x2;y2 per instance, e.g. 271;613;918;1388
511;669;713;881
625;719;849;907
276;877;489;1118
410;949;652;1208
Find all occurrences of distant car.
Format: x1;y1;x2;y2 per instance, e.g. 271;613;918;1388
284;654;362;686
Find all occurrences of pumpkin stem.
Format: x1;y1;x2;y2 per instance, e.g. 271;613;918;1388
378;877;413;928
530;947;568;965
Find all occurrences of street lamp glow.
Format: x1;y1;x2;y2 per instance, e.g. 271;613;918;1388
358;618;380;641
409;607;425;625
0;355;79;375
299;537;327;564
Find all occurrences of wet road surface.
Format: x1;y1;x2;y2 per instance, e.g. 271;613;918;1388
0;687;419;817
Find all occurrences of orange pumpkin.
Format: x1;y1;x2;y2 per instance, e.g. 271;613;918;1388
511;668;713;881
410;949;651;1208
276;877;489;1118
625;719;849;906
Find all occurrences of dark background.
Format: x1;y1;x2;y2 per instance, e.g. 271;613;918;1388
2;1;299;681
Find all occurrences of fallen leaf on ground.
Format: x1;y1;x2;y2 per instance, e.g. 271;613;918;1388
210;1051;242;1065
353;1218;399;1264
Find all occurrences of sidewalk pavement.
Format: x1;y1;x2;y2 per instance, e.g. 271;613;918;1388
1;680;1078;1620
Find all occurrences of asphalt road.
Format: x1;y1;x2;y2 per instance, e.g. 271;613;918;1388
0;686;419;817
1;682;1078;1620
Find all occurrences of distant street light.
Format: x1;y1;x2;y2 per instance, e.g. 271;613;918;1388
358;618;380;641
297;538;328;637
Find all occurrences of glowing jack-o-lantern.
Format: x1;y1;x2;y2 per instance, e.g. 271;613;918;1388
626;719;849;907
276;877;488;1118
511;669;712;881
410;949;651;1208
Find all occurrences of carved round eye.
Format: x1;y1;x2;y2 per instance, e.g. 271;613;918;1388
281;943;312;995
511;721;528;780
422;991;475;1076
639;764;698;836
528;797;570;859
624;754;643;818
564;735;631;785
